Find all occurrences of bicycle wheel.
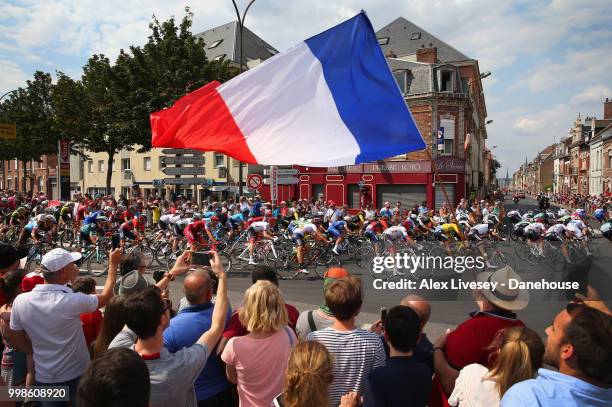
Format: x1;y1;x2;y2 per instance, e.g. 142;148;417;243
218;251;233;273
138;245;155;268
355;245;375;269
87;249;109;277
25;254;43;273
59;230;74;248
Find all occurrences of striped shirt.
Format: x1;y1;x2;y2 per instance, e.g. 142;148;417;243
308;327;385;407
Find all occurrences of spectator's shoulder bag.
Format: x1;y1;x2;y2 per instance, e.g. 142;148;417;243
307;310;317;332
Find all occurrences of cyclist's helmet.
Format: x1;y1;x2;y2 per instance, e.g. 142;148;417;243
535;217;545;224
192;213;203;220
138;213;147;220
410;214;417;220
96;216;109;223
459;220;471;230
558;208;570;217
312;217;322;224
402;220;412;229
45;214;57;223
210;216;219;222
533;212;546;221
486;214;500;225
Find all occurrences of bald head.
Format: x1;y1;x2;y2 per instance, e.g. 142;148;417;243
183;269;213;305
400;295;431;326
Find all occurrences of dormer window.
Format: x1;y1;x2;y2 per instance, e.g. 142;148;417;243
208;39;223;49
377;37;389;45
411;32;421;40
393;70;412;94
439;70;455;92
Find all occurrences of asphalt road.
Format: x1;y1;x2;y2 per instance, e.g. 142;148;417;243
94;196;612;340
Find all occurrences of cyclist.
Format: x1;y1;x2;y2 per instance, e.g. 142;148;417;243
119;214;146;243
433;221;464;256
184;215;218;251
362;218;386;254
566;215;591;256
245;219;276;265
544;222;571;263
80;216;109;247
523;218;547;255
593;207;608;224
467;218;500;268
600;218;612;242
381;223;409;276
227;209;250;239
327;218;349;255
59;202;73;225
18;214;56;246
292;218;328;275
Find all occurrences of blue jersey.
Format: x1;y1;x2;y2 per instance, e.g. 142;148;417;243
230;213;245;222
84;211;103;225
330;220;346;230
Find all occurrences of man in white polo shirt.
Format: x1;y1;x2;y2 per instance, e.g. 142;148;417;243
9;247;119;406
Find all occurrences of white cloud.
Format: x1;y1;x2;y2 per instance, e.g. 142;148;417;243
0;60;28;92
513;117;541;132
571;85;612;106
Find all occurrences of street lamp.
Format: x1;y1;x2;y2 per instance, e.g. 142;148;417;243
232;0;256;197
0;89;18;102
486;119;494;125
480;71;491;79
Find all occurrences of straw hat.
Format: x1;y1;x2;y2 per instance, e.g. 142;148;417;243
476;266;529;311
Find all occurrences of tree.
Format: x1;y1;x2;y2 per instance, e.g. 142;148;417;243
120;7;234;152
0;71;57;192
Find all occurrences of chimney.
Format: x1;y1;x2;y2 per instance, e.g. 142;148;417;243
604;97;612;120
416;46;437;64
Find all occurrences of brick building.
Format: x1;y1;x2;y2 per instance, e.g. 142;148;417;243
0;155;58;197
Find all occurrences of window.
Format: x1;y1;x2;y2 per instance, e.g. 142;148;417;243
143;157;151;171
38;177;43;191
394;71;406;93
347;184;361;209
213;54;226;61
377;37;389;45
159;156;165;169
14;159;17;170
410;32;421;40
461;77;469;95
441;71;453;92
98;160;104;172
439;119;456;156
111;160;116;172
121;158;131;170
214;154;225;167
88;161;93;173
208;39;223;49
232;158;240;167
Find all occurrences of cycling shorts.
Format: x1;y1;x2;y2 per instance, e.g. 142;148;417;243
120;229;135;241
292;232;305;247
327;227;343;239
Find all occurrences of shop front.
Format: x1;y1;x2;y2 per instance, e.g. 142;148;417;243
292;157;466;210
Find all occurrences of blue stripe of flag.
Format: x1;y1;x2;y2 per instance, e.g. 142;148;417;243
305;12;426;164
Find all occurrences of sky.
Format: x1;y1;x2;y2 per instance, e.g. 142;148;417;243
1;0;611;177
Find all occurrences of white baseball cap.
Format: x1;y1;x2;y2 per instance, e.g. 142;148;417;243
41;248;82;272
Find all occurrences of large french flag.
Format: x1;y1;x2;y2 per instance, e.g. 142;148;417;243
151;11;425;166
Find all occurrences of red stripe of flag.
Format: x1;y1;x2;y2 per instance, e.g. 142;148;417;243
150;81;257;163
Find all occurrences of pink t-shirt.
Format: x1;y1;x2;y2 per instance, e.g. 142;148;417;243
221;326;296;407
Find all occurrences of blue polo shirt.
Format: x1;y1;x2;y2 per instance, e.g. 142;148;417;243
163;302;232;401
501;368;612;407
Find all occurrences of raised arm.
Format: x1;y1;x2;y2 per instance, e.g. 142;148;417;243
198;252;228;351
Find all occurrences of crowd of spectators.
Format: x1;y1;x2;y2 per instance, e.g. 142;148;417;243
544;192;611;214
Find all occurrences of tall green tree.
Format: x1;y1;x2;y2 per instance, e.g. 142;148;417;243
121;7;234;151
0;71;56;191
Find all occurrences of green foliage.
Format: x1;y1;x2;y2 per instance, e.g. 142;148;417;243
0;71;56;162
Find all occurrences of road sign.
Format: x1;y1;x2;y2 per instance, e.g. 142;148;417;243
161;156;205;165
263;177;299;185
263;168;298;176
270;166;278;203
153;179;163;187
0;123;16;140
162;166;205;176
247;174;263;190
162;177;208;185
161;148;203;155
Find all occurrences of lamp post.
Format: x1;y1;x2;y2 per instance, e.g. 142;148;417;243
232;0;256;198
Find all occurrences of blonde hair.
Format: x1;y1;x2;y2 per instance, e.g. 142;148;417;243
487;326;544;396
238;280;288;333
283;341;333;407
